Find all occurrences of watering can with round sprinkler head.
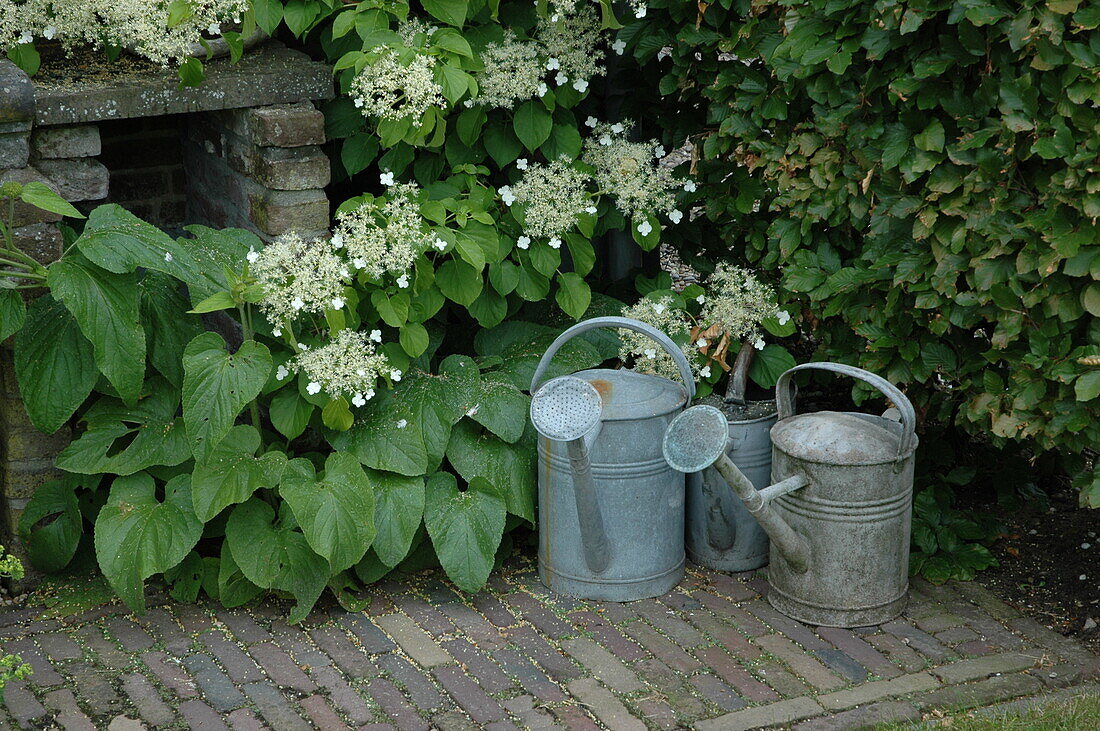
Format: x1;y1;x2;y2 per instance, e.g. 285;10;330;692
663;363;918;627
530;316;695;601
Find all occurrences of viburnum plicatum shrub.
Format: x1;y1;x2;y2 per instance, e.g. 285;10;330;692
626;1;1100;508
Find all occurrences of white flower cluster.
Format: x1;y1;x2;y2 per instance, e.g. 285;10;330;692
506;158;593;241
538;2;607;87
397;18;437;46
332;183;433;281
618;297;701;382
582;120;679;218
472;31;545;109
0;0;248;65
290;329;392;405
350;45;446;122
251;233;348;325
701;264;783;350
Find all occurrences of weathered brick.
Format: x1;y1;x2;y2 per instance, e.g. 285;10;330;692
792;700;921;730
183;654;246;712
695;646;780;703
248;188;328;237
438;603;507;651
36;632;82;662
507;625;582;682
561;637;642;693
248;103;326;148
708;572;760;602
433;665;506;723
32;126;102;159
551;704;602;730
865;632;928;673
70;665;125;716
441;638;514;694
42;688;94;730
227;707;266;730
813;648;869;683
502;695;557;729
375;613;452;668
634;697;680;730
754;660;812;698
107;617;155;652
689;674;748;713
141;609;191;654
492;647;567;702
756;634;847;691
308;626;375;678
199;630;263;683
367;677;430;731
5;638;64;686
932;652;1041;684
741;601;830;651
687;612;763;662
935;626;981;645
566;678;646;731
299;694;351;730
912;672;1044;711
309;666;374;725
216;609;271;644
696;696;824;731
122;672;175;727
817;671;940;711
242;682;312;731
179;699;230;730
915;613;967;634
338;612;396;653
881;620;953;663
2;681;47;725
0;167;62;227
502;592;575;639
142;651;198;699
569;610;648;662
391;595;456;638
633;599;707;648
694;593;770;637
249;146;330;191
472;593;518;627
249;642;316;693
0;132;29;167
623;618;702;673
378;653;448;712
35;158;109;202
635;658;709;721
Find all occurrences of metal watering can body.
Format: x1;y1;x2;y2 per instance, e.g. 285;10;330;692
531;317;694;602
664;363;917;627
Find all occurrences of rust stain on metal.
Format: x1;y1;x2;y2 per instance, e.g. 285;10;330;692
589;378;614;399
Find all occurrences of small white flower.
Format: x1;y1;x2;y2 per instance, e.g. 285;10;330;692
700;366;712;378
500;186;517;206
516;158;528;170
291;297;306;311
585;206;598;214
369;329;382;343
164;252;173;263
538;82;548;96
669;209;683;224
396;419;408;429
754;337;766;350
208;23;222;35
390;369;403;382
339;267;350;278
466;404;480;417
380;171;395;186
546;57;560;70
612;39;626;55
555;72;569;86
276;365;290;380
635;5;648;19
356;369;367;377
517;236;531;250
549;237;562;249
573;79;589;93
352;257;367;269
306;381;322;395
657;48;671;61
298;343;310;351
611;123;625;134
695;338;708;348
551;13;559;22
696;294;705;304
637;220;653;237
585;116;598;128
1081;574;1089;581
353;98;365;108
599;135;612;146
777;310;791;325
363;388;376;400
654;145;666;158
396;274;410;288
643;348;657;359
683;180;697;192
330;233;344;249
272;327;282;337
43;26;57;40
17;30;32;44
352;393;367;407
433;238;447;251
652;302;666;314
246;248;260;264
331;297;345;310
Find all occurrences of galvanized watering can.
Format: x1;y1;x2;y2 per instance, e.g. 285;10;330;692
664;363;918;627
530;316;695;601
686;346;779;572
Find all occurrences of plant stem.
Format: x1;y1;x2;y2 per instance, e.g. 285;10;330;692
238;303;263;430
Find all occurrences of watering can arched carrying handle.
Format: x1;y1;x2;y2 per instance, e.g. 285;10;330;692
530;316;697;399
775;363;917;459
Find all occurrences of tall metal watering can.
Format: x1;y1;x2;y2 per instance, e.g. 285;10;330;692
530;316;695;601
664;363;917;627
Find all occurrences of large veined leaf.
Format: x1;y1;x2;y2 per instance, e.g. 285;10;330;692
446;420;536;523
175;226;260;304
268;387;314;441
13;294;97;433
94;473;203;612
47;254;146;404
191;425;288;522
218;541;264;608
140;272;203;388
473;321;605;391
55;385;190;476
225;498;329;623
182;332;272;461
0;288;26;342
280;453;376;572
424;473;505;593
467;375;530;444
328;355;477;476
365;468;424;567
18;475;86;572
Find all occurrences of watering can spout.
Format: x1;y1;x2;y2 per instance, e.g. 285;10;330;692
662;405;812;574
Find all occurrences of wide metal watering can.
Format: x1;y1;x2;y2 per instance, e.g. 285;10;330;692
664;363;917;627
530;316;695;601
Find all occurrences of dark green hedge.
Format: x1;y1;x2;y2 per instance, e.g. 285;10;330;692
627;0;1100;506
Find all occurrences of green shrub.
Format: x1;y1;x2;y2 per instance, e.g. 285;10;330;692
0;544;32;698
626;0;1100;508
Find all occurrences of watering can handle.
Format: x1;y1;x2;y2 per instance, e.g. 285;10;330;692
530;316;697;399
775;363;916;459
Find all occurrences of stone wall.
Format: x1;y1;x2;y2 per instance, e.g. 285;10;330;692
0;46;334;581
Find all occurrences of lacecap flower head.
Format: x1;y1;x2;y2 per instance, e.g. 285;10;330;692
252;232;348;324
291;329;391;404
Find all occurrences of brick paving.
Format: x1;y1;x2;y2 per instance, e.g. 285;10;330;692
2;556;1098;729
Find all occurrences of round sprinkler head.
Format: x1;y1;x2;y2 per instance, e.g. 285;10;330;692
530;376;603;442
663;405;730;473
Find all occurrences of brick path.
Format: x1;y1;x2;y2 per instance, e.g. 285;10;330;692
2;556;1098;730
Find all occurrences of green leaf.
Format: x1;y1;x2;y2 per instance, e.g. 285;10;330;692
322;397;355;431
164;551;205;602
484;121;522;167
467;375;530;444
188;291;237;314
14;294;97;434
0;288;26;342
436;259;483;306
94;473;203;613
191;425;288;522
252;0;284;34
473;320;604;390
446;420;536;523
555;272;591;319
182;332;272;461
366;468;424;567
269;388;314;441
6;41;41;75
513;101;553;152
56;386;190;476
469;287;507;328
748;344;796;389
328;358;478;476
19;476;84;573
225;498;329;623
424;473;505;592
914;119;945;152
422;0;467;27
218;541;263;608
1075;371;1100;401
19;181;84;218
48;254;146;404
140;272;204;388
1082;283;1100;316
400;322;430;357
282;0;320;36
371;290;409;328
281;453;376;572
178;57;205;88
341;133;379;175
